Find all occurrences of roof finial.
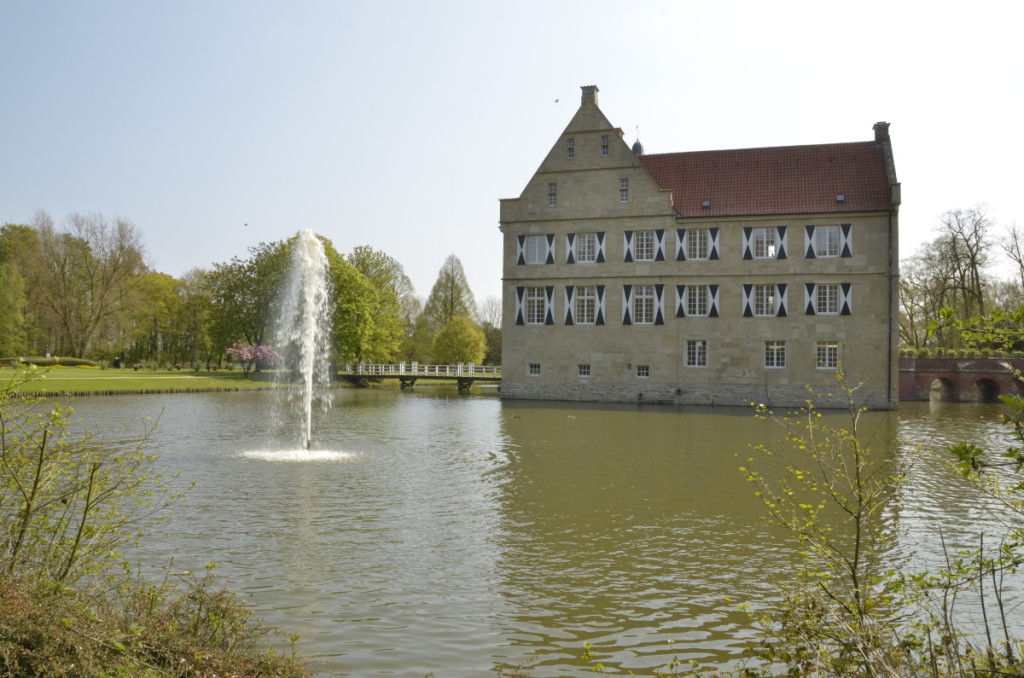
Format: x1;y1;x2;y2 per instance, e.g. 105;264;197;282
631;126;644;156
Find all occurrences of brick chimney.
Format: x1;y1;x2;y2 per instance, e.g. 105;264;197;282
581;85;599;106
873;121;890;146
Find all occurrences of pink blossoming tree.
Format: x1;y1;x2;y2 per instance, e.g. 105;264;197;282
225;342;279;377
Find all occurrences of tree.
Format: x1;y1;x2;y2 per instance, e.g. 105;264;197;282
173;267;216;368
319;239;376;364
421;254;477;332
125;272;180;365
0;263;28;356
431;315;486;364
206;240;290;358
29;211;148;358
476;295;502;365
347;245;412;362
936;205;993;319
225;341;279;377
899;207;1002;351
415;254;477;362
0;224;42;354
899;251;955;349
1001;222;1024;292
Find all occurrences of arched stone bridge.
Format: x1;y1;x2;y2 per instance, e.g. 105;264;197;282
899;356;1023;402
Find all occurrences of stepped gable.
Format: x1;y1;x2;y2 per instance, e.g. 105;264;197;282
637;141;892;218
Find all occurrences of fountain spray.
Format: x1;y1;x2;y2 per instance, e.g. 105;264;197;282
275;230;334;449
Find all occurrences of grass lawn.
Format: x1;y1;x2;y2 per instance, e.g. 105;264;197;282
3;366;285;395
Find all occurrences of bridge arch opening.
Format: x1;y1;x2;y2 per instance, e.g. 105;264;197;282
972;378;1001;403
929;377;955;401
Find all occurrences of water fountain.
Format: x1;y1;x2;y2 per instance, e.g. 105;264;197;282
273;229;334;451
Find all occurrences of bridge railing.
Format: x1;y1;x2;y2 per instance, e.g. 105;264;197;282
344;363;502;378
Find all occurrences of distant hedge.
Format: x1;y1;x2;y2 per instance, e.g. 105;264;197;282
0;356;100;368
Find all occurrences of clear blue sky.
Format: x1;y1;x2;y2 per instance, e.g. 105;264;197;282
3;0;1022;303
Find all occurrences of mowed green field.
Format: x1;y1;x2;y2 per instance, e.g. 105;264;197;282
3;367;283;394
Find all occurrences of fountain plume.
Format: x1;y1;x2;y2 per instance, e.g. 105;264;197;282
274;230;334;449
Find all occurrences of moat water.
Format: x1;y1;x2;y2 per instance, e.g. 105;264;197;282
63;388;1015;676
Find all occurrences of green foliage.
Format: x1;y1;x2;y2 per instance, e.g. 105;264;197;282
929;306;1024;355
319;239;376;364
411;254;478;363
206;240;291;354
672;371;1024;678
348;245;413;362
0;224;39;357
0;356;100;367
0;368;309;676
420;255;476;335
431;315;486;364
735;377;912;676
0;262;27;357
0;368;183;587
29;211;148;358
0;563;310;676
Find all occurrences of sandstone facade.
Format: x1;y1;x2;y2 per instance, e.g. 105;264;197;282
499;86;900;409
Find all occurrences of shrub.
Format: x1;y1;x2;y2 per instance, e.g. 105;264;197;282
0;569;310;677
0;368;312;676
0;356;100;368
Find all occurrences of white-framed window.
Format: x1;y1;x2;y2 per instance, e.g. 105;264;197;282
547;183;558;207
625;229;664;262
677;227;720;261
567;138;575;160
814;225;840;257
524;235;548;264
686;340;707;367
525;287;546;325
528;363;541;376
753;227;777;258
816;341;840;369
805;224;851;258
764;341;786;368
636;364;650;378
676;284;719;318
619;178;629;203
575;285;598;324
687;228;709;260
686;285;709;316
578;363;591;377
816;283;840;314
753;284;776;317
804;282;850;315
576;232;598;263
743;226;787;260
632;285;656;324
633;230;656;261
601;135;609;156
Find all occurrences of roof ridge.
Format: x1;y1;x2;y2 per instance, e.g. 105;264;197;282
639;139;876;159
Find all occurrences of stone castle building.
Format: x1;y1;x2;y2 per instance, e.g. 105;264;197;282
499;85;900;408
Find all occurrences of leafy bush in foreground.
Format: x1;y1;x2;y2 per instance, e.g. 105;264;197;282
0;368;311;676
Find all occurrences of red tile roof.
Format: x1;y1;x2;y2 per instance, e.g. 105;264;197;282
637;141;893;218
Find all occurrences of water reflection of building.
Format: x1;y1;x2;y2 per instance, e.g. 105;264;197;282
499;85;900;408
